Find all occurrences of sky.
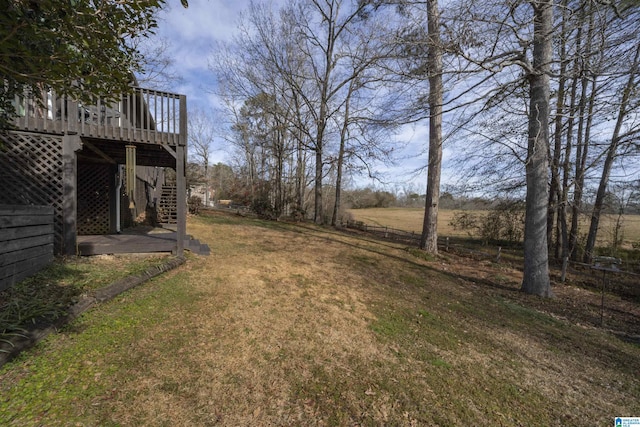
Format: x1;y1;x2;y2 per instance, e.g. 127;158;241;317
151;0;440;192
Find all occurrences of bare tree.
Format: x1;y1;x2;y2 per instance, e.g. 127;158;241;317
213;0;396;222
285;0;379;224
583;42;640;262
329;10;398;226
135;37;184;91
418;0;444;254
521;0;553;297
428;0;554;294
189;109;216;206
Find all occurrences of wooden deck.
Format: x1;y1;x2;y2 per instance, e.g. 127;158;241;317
8;86;188;258
11;87;186;147
77;230;209;256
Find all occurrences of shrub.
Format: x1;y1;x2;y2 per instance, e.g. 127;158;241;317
449;201;525;243
188;195;202;215
251;194;275;220
449;211;480;237
479;201;525;243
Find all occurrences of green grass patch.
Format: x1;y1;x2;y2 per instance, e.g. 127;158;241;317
0;271;195;425
430;357;451;368
404;246;437;262
0;254;171;346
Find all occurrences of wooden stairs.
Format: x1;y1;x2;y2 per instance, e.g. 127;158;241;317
158;185;177;224
156;185;210;256
183;234;210;256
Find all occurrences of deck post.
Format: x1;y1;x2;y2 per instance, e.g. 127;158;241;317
125;145;137;218
62;132;82;255
109;164;119;233
176;95;187;257
67;98;78;134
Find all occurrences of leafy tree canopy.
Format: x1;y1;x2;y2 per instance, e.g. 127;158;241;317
0;0;186;129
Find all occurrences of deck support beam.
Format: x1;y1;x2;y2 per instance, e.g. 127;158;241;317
82;139;116;164
175;95;187;257
161;144;177;159
125;145;137;218
62;133;82;255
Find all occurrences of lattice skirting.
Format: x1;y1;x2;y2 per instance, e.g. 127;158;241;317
0;131;64;251
77;163;112;235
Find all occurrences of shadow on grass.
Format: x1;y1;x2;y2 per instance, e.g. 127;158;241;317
200;213;640;350
272;220;522;294
0;260;88;346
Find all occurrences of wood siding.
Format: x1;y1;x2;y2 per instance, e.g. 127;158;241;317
0;205;54;291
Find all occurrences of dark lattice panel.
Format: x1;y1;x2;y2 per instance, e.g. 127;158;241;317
77;163;111;235
0;131;64;252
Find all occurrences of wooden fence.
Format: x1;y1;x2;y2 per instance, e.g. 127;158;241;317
0;205;54;291
345;220;421;243
344;219;639;276
345;220;517;263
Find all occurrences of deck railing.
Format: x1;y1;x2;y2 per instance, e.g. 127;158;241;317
9;87;186;146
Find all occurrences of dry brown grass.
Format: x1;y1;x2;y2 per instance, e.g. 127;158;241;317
1;211;638;426
347;207;468;237
348;207;640;247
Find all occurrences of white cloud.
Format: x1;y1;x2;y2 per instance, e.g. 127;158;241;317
146;0;441;188
158;0;244;44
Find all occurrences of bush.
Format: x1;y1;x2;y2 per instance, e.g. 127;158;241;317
188;195;202;215
252;194;275;220
290;206;306;222
449;201;525;243
480;202;525;243
449;211;480;237
345;188;397;209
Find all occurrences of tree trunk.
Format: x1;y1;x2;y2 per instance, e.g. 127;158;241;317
521;0;552;297
295;136;305;216
583;43;640;263
332;81;354;227
274;129;284;217
547;0;568;259
332;147;344;227
314;148;323;224
559;23;582;262
419;0;443;254
204;162;209;207
568;7;596;260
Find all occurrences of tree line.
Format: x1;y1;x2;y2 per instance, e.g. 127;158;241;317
193;0;639;297
2;1;637;297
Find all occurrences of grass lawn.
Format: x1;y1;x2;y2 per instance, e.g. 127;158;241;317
0;212;638;426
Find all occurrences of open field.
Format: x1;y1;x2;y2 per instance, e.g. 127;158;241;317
348;207;640;248
1;212;639;426
347;208;465;236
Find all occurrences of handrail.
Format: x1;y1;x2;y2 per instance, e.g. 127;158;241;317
9;86;186;146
